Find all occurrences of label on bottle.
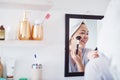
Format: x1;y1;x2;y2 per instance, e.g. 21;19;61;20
31;64;42;80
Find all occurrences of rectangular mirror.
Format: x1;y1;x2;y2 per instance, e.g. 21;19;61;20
65;14;104;77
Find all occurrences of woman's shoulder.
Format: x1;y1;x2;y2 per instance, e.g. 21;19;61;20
84;48;93;52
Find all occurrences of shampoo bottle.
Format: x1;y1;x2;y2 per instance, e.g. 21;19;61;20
18;12;31;40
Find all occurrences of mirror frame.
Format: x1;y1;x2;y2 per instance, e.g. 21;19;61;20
64;14;104;77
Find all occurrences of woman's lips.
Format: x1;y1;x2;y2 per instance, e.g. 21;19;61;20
81;39;87;44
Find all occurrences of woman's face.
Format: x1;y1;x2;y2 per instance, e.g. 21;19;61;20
71;24;89;48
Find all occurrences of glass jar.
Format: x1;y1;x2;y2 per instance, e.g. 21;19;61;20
31;21;43;40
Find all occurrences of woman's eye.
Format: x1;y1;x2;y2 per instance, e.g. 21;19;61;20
80;32;89;35
80;32;85;34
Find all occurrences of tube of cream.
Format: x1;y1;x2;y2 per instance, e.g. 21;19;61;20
6;58;15;80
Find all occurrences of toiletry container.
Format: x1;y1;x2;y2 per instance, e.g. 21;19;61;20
0;78;6;80
0;25;5;40
6;58;15;80
31;20;43;40
0;57;3;78
31;64;42;80
18;12;31;40
19;78;28;80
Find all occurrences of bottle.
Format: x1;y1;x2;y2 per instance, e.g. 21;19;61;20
31;20;43;40
6;58;15;80
19;78;28;80
18;12;31;40
31;54;42;80
0;25;5;40
31;64;42;80
0;57;3;78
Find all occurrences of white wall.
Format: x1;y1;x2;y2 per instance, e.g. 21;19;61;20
0;0;110;80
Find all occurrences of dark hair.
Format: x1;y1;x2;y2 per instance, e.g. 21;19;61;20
81;21;85;24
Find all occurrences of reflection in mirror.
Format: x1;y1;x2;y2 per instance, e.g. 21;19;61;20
65;14;103;77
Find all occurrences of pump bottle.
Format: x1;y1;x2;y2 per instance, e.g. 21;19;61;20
18;12;31;40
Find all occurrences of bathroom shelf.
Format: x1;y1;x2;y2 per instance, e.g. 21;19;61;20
0;0;54;11
0;0;54;46
0;40;46;46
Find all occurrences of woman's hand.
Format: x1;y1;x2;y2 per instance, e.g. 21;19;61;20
71;49;82;62
87;51;99;60
70;48;84;72
69;38;84;72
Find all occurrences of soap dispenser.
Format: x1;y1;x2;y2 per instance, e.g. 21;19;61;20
18;12;31;40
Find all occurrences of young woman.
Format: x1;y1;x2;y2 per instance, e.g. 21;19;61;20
69;21;94;72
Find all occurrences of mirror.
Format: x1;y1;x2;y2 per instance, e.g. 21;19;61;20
65;14;104;77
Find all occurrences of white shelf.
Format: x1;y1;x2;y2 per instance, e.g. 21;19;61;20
0;40;46;46
0;0;54;11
